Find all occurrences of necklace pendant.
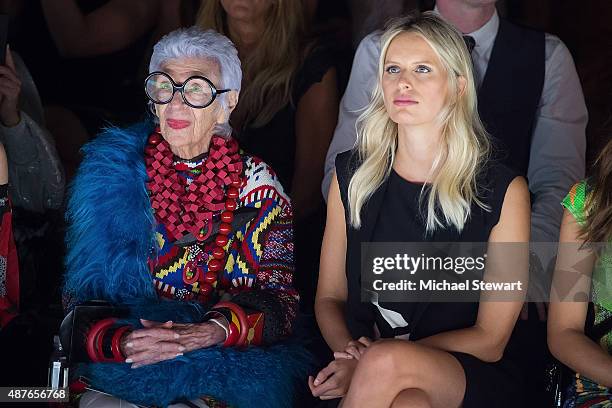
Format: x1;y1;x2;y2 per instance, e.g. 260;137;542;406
196;220;212;242
183;263;199;285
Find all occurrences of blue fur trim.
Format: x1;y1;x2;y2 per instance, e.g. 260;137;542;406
64;126;315;407
77;300;313;408
64;121;158;304
79;343;312;408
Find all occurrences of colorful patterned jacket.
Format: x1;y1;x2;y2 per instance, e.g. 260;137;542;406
63;122;298;344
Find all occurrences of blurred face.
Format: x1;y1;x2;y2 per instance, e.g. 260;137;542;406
382;32;450;128
438;0;497;7
461;0;497;6
155;58;228;157
220;0;274;23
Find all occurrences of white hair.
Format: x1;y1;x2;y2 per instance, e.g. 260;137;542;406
148;27;242;134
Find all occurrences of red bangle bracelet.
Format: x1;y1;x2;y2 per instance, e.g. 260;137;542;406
111;325;131;362
212;302;249;347
86;318;116;362
224;316;240;347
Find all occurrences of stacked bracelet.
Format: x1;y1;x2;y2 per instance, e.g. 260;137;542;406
212;302;249;347
207;317;229;338
85;318;131;363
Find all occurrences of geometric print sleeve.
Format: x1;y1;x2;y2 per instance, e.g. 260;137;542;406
224;156;299;342
561;180;589;227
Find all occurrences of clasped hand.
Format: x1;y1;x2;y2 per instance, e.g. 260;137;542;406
308;337;373;400
120;319;226;368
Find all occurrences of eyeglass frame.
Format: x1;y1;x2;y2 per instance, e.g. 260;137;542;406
144;71;232;109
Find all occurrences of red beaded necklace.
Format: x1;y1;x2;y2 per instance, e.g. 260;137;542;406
145;129;243;296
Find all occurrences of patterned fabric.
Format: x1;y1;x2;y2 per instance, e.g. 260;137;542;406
564;373;612;407
0;184;18;328
150;154;298;336
63;123;305;407
561;180;612;405
64;122;298;339
562;181;589;226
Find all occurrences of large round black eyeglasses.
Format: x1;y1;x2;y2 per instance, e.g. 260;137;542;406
144;71;231;109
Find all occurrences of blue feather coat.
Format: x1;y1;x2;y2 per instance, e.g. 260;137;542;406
64;122;313;407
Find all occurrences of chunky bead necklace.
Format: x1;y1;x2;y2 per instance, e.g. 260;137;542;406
145;129;243;297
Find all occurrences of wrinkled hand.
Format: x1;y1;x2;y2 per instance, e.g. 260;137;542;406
120;319;226;368
171;321;226;353
0;46;21;127
121;319;183;368
334;337;373;360
308;358;358;400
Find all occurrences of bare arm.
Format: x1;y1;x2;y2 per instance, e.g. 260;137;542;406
547;209;612;387
315;173;353;352
417;177;531;362
292;67;339;221
40;0;160;57
0;143;7;184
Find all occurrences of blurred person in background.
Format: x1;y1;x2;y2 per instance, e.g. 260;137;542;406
197;0;340;309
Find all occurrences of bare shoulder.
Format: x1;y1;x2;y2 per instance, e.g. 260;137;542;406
491;176;530;242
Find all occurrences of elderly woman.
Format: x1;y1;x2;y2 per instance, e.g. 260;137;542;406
62;27;306;408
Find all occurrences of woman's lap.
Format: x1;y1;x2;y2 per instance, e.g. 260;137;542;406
449;351;524;408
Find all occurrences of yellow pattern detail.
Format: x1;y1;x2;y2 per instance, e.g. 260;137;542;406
156;232;165;249
155;250;188;280
237;256;250;275
248;328;255;342
225;253;236;272
247;314;263;344
231;311;241;331
251;207;281;257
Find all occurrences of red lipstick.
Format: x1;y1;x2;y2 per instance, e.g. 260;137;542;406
166;119;191;129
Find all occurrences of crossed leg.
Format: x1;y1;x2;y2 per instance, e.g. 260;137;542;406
341;339;466;408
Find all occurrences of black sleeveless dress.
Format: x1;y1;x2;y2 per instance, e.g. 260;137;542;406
335;150;525;407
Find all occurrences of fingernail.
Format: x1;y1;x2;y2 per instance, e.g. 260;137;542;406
174;333;180;339
125;358;133;363
178;346;185;351
314;379;320;386
131;364;140;369
166;320;173;324
176;353;183;357
126;342;133;348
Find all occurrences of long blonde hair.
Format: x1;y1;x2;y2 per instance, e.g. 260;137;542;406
348;13;490;233
197;0;305;128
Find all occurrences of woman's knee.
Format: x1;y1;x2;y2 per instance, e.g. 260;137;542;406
357;340;422;382
391;388;432;408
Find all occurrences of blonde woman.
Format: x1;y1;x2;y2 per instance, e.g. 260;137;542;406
311;13;530;408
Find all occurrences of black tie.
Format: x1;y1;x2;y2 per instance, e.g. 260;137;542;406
463;35;476;54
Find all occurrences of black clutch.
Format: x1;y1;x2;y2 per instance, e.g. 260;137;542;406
59;301;130;364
